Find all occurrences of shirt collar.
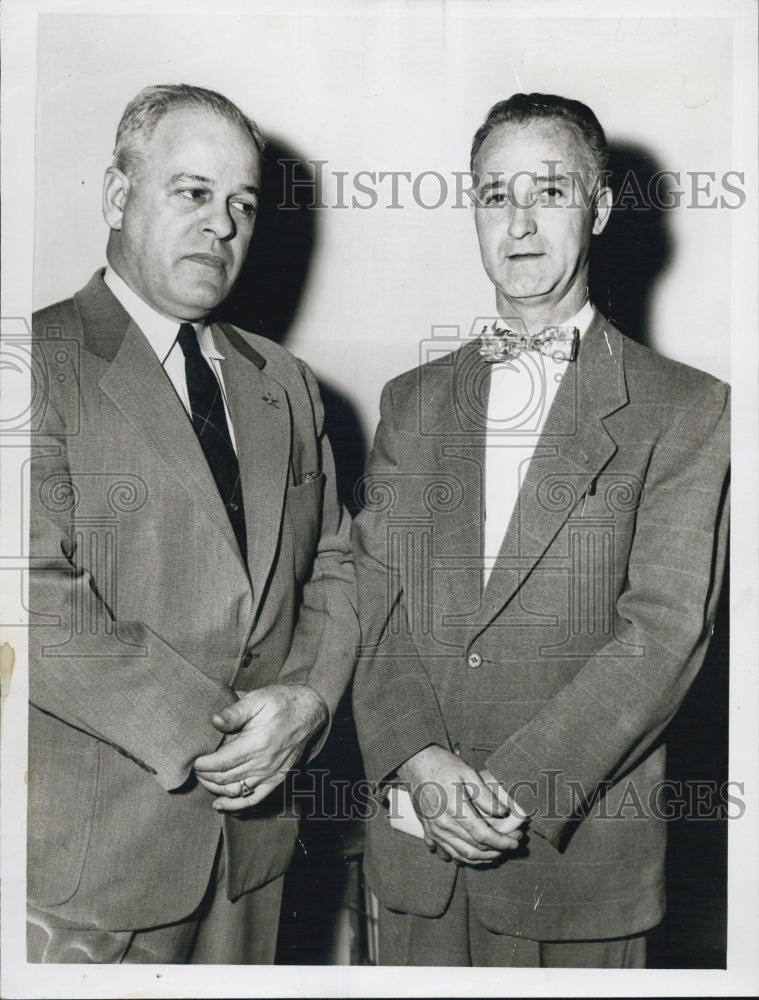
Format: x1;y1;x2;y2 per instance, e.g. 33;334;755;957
567;299;595;340
489;298;596;340
103;266;225;363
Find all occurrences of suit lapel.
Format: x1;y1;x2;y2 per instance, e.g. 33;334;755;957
98;319;249;570
430;345;490;621
76;273;280;593
468;313;629;639
215;325;291;619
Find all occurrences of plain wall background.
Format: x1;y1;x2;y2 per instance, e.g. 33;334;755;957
34;8;734;454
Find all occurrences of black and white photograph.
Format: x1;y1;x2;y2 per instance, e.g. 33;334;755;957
1;0;757;997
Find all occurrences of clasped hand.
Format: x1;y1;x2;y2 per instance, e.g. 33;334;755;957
397;745;527;865
194;684;327;812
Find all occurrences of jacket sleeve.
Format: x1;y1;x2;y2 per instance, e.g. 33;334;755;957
274;358;360;749
485;379;731;848
351;381;452;784
28;336;233;791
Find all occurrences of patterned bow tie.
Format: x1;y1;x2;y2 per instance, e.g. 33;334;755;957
478;322;579;363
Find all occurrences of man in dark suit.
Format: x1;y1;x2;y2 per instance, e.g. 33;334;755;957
352;93;730;967
28;83;358;963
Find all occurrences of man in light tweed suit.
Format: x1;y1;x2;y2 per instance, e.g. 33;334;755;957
28;84;358;963
352;93;729;967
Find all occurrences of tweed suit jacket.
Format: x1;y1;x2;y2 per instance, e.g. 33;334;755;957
352;311;730;941
28;271;358;930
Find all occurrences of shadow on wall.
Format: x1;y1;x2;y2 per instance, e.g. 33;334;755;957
220;136;317;345
647;543;730;970
589;142;673;348
220;138;368;516
592;143;727;967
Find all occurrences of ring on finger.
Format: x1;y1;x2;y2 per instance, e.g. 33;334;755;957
240;777;255;798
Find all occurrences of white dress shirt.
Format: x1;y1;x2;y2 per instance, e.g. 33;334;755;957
483;300;595;586
104;266;237;451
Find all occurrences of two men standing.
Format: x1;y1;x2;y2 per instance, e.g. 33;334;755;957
27;85;729;968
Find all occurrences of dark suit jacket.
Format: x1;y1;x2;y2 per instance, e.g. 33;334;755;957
352;311;729;941
28;271;358;930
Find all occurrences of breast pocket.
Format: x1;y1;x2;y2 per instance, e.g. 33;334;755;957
285;472;325;581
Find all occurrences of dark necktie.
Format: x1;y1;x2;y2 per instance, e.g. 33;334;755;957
176;323;247;561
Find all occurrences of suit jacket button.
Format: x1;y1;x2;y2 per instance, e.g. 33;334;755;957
468;652;482;669
241;650;254;669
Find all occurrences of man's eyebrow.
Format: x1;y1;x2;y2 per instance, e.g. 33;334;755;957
477;179;506;196
169;173;260;196
477;172;571;193
170;173;215;185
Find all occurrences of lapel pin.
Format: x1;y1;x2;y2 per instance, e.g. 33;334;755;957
262;392;280;408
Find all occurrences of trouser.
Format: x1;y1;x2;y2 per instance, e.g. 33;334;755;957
27;841;284;964
376;875;646;968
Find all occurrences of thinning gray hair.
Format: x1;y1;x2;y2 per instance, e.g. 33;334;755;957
113;83;265;175
470;93;609;188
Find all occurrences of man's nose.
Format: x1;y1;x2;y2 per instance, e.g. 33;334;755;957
199;200;236;241
506;203;538;240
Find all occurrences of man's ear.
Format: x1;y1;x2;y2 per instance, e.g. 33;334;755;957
103;166;130;231
592;184;612;236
